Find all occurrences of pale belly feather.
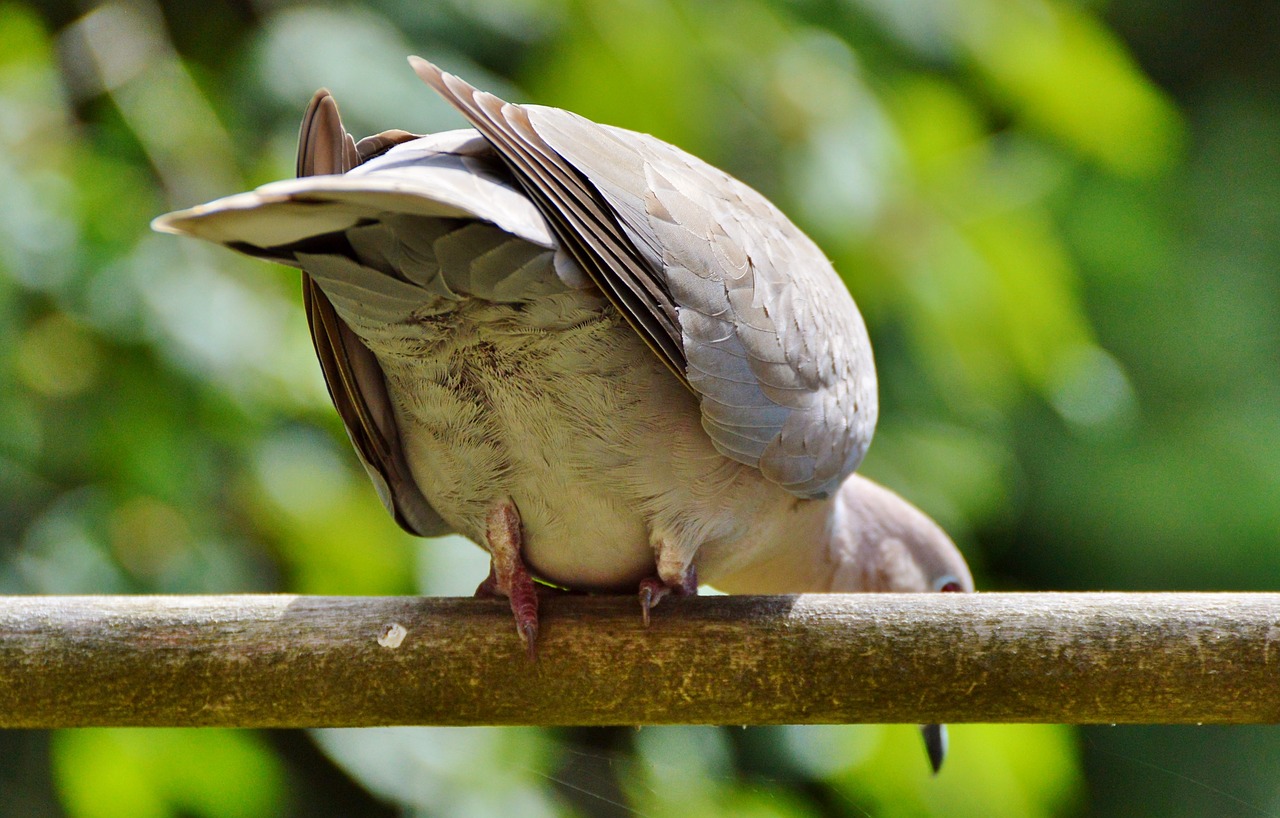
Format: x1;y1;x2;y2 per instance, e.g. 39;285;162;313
374;290;750;590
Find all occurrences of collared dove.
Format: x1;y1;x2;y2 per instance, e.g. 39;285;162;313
154;58;972;770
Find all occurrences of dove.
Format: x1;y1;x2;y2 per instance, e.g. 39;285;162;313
154;58;972;770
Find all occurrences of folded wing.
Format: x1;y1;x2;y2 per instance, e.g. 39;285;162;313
410;58;877;498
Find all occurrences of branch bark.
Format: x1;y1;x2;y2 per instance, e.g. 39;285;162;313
2;593;1277;728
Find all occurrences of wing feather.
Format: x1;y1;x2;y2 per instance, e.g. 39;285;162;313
409;58;688;388
293;91;449;536
520;104;878;497
408;62;880;497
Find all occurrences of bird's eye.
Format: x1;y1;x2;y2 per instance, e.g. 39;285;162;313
935;576;965;593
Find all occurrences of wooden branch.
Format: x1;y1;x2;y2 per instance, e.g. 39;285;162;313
2;593;1277;728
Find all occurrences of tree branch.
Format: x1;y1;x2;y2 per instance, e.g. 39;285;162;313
2;593;1277;728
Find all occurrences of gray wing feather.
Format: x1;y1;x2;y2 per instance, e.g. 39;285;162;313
408;58;875;497
522;105;878;498
408;58;688;387
154;139;580;308
161;141;559;254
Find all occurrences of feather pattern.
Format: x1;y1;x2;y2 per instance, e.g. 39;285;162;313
411;59;876;498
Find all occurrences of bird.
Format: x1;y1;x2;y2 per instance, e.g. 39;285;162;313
154;58;973;771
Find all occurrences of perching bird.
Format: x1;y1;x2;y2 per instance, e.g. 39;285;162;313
154;58;972;771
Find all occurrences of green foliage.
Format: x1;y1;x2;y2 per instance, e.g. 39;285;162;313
313;727;567;817
828;724;1082;817
3;0;1279;815
52;729;285;818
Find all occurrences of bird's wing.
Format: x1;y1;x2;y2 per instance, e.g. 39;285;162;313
296;91;449;537
159;90;460;536
409;59;687;388
411;58;877;497
153;91;593;533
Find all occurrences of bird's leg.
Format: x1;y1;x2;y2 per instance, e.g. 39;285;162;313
638;535;699;626
474;500;540;658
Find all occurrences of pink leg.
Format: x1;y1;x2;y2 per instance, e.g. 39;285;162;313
638;558;698;626
474;501;540;659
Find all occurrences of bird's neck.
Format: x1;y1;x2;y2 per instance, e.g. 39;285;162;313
699;492;846;594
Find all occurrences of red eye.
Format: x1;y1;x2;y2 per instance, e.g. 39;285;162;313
938;580;964;593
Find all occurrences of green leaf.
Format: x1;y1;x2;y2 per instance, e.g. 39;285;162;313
53;729;285;818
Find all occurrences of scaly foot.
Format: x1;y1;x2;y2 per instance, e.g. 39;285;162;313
476;501;540;658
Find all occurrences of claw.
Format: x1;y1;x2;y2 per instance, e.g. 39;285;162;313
638;565;698;626
638;577;670;626
519;620;538;661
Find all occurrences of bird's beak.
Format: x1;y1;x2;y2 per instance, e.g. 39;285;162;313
920;723;948;774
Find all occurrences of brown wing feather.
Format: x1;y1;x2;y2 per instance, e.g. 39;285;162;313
296;90;448;536
409;57;689;389
296;90;360;177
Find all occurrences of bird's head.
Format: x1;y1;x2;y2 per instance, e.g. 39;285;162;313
837;473;974;595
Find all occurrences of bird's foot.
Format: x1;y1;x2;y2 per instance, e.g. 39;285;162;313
478;500;540;659
638;564;698;626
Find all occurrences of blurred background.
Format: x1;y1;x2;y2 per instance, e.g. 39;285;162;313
1;0;1277;815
